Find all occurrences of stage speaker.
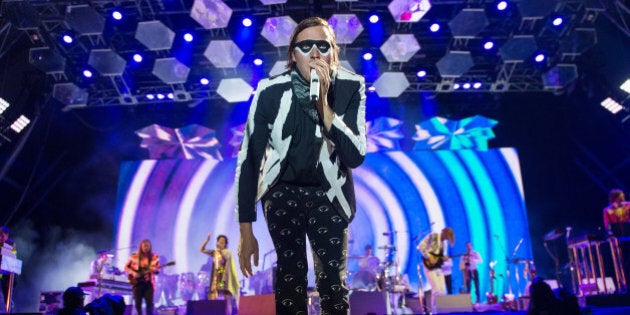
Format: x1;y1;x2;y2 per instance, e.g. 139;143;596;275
435;294;473;314
404;296;425;314
349;291;386;315
186;299;227;315
238;294;275;315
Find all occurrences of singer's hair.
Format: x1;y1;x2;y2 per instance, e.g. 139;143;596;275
217;234;228;248
286;17;340;70
441;227;455;245
609;188;625;204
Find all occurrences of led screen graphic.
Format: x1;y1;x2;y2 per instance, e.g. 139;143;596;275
115;148;532;299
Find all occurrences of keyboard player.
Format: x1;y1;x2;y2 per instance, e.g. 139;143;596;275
89;250;112;281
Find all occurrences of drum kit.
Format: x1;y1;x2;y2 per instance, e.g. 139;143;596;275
347;244;408;293
152;271;212;304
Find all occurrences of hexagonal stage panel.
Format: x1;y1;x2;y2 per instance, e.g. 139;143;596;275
135;21;175;51
436;51;474;77
88;49;126;76
388;0;432;23
65;5;105;35
53;83;89;107
328;14;363;44
190;0;232;29
152;58;190;84
518;0;559;18
380;34;420;63
261;16;297;47
29;47;65;73
448;9;488;38
373;72;409;98
204;40;244;68
217;78;254;103
542;64;578;89
499;36;538;62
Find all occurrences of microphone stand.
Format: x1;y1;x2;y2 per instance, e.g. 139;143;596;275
492;234;515;307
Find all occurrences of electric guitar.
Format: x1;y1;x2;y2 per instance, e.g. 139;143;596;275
486;261;498;304
128;261;175;286
422;253;464;270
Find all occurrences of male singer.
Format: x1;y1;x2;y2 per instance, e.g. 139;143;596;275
235;16;366;314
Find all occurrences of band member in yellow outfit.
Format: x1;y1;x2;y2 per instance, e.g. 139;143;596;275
200;233;240;314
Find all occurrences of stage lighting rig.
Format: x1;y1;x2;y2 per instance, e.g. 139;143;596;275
0;98;9;115
601;97;624;115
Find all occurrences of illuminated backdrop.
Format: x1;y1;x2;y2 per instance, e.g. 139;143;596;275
115;148;533;299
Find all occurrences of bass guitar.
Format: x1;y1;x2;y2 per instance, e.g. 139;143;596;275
128;261;175;286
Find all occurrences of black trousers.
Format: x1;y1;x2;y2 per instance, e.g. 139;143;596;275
262;183;350;315
465;269;480;302
444;274;452;294
132;281;154;315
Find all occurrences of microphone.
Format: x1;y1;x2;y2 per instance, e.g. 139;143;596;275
310;68;320;102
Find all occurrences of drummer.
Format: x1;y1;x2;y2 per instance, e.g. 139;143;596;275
358;245;380;275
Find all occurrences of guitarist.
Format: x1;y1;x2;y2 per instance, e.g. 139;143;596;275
125;239;160;315
417;227;455;314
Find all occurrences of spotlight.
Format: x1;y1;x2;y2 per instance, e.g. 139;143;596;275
369;15;379;24
363;52;373;61
0;97;10;115
453;83;461;90
10;115;30;133
242;18;252;27
112;10;123;20
62;34;73;44
200;77;209;85
601;97;624;114
473;82;482;89
429;23;440;32
483;41;494;50
534;53;545;63
253;58;263;66
417;70;427;78
552;17;563;26
463;83;471;89
620;79;630;93
368;86;376;92
183;33;194;42
167;93;174;99
82;70;93;78
497;1;508;11
133;54;143;63
146;94;155;100
157;93;165;100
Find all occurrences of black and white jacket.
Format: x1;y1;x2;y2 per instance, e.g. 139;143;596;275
234;67;366;223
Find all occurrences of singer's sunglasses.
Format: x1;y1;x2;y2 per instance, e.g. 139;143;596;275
293;40;332;56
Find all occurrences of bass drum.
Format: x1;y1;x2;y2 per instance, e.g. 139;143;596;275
349;270;377;291
196;271;210;300
179;272;196;301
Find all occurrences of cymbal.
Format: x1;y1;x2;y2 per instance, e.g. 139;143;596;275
544;228;564;241
377;245;396;250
